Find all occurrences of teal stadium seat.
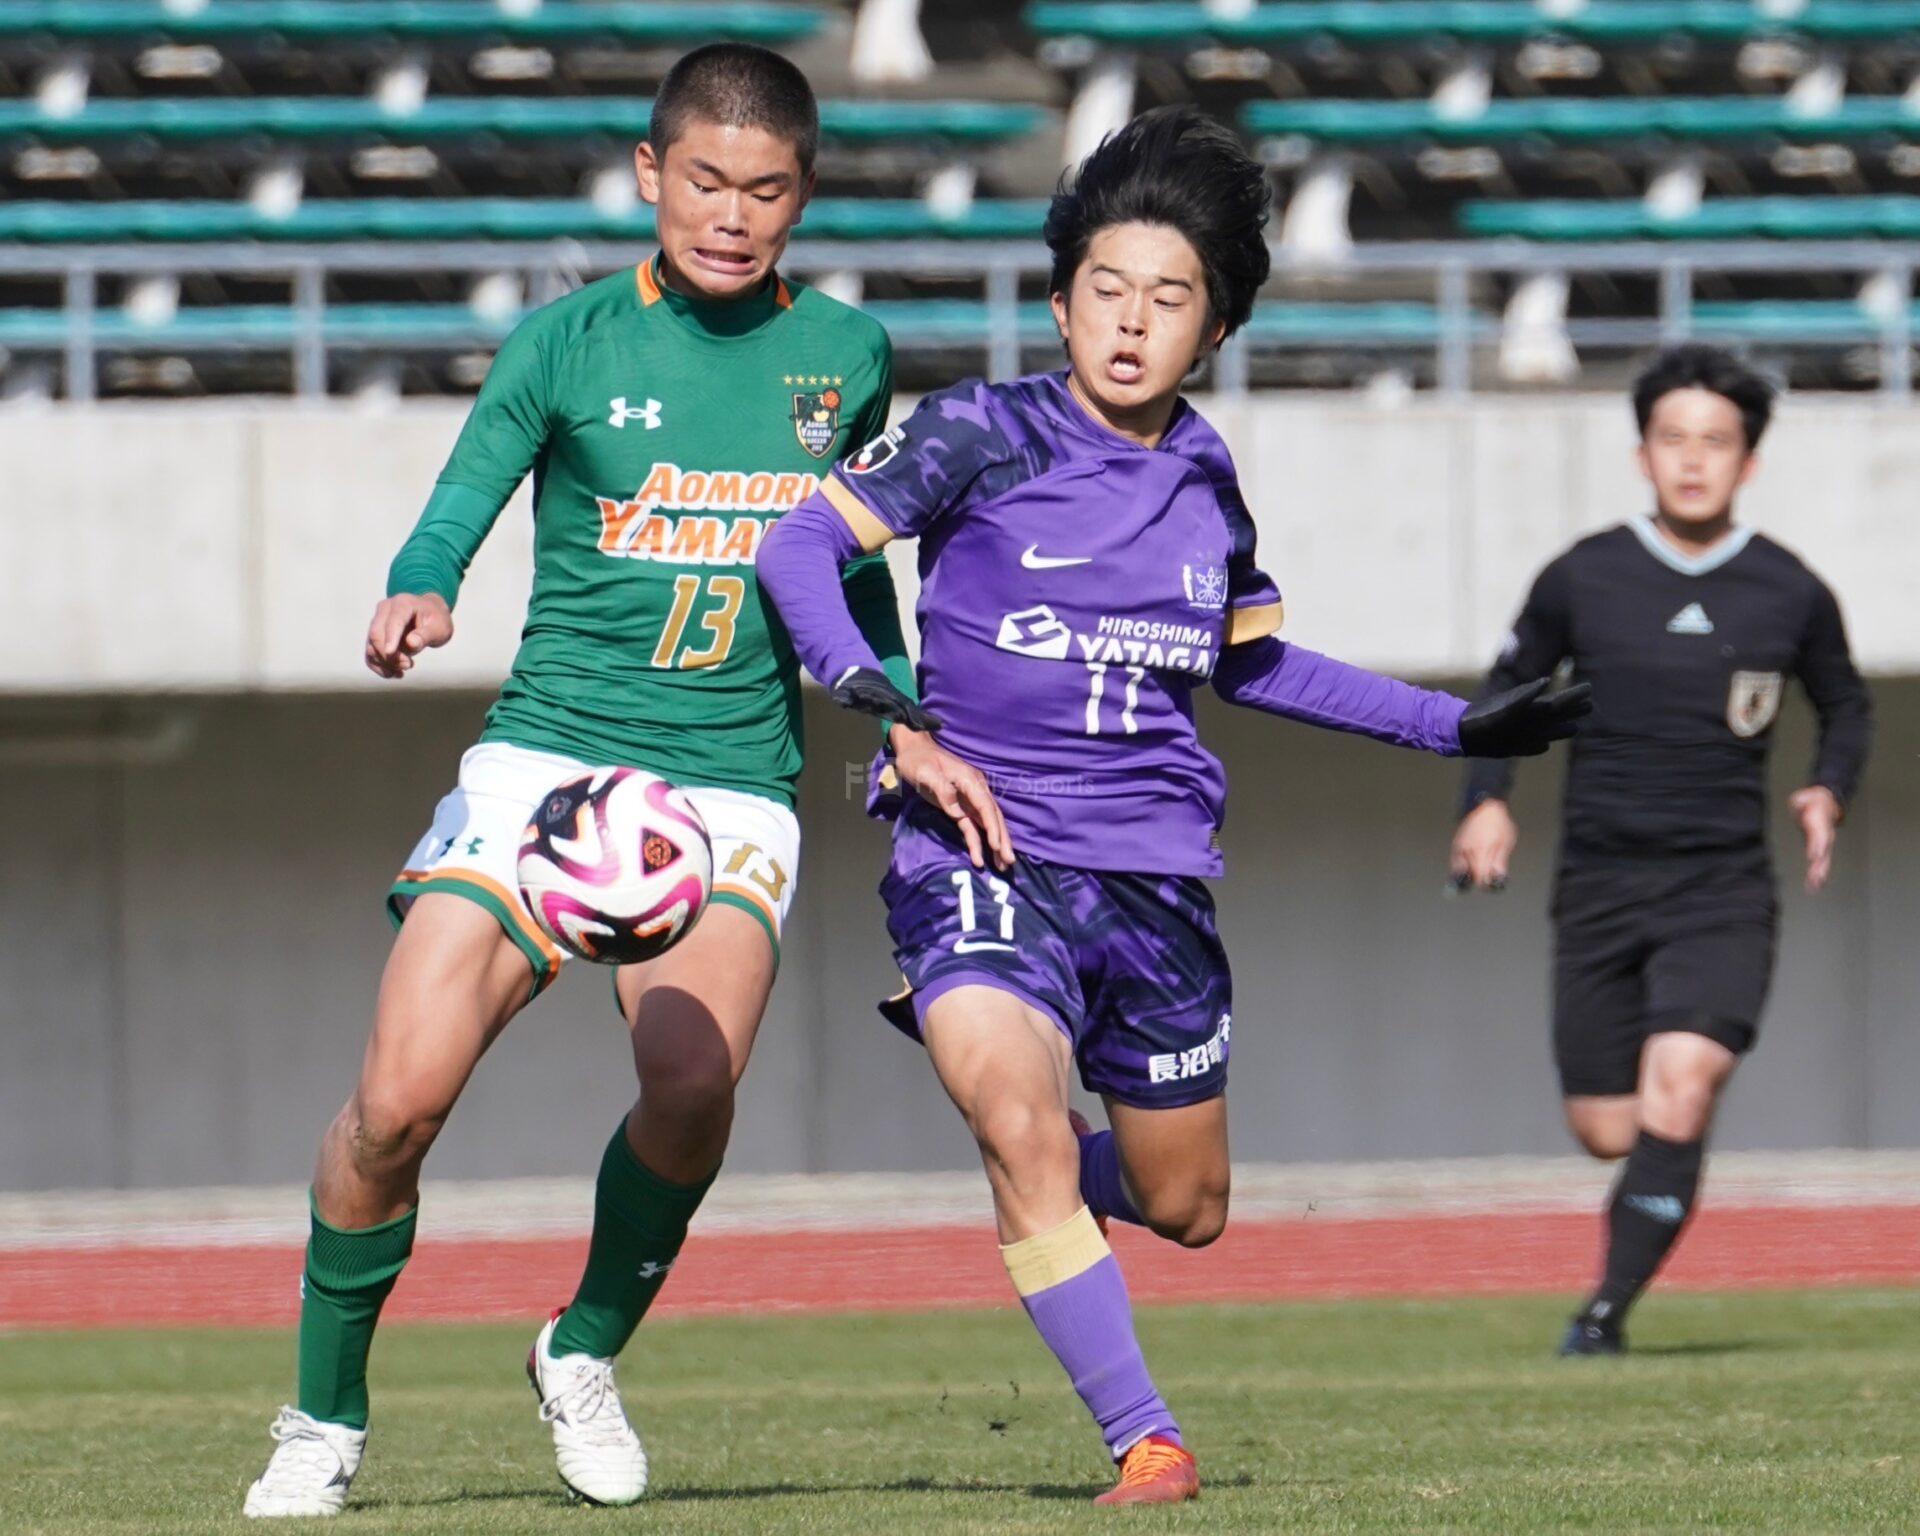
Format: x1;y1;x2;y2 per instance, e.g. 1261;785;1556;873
1242;98;1919;144
852;301;1474;345
0;299;1479;350
1028;1;1920;44
1689;300;1920;340
0;1;825;43
0;198;1053;243
0;303;516;348
0;97;1047;144
1461;197;1920;241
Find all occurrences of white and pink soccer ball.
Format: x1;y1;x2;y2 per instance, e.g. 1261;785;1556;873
517;768;712;964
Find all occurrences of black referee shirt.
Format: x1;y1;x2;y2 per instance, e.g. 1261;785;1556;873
1463;518;1872;861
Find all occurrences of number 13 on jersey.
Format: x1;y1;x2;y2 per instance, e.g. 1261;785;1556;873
652;574;745;669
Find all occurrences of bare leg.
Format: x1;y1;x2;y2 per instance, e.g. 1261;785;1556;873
921;985;1184;1470
920;985;1080;1241
313;894;534;1227
545;905;780;1368
1105;1096;1231;1249
614;904;778;1184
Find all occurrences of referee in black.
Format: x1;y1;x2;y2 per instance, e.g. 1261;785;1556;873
1450;344;1872;1356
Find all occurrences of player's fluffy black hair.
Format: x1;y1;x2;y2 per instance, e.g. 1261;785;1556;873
1632;343;1776;450
1045;105;1272;339
649;43;819;174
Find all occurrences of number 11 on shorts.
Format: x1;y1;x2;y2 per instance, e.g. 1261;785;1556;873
951;869;1015;953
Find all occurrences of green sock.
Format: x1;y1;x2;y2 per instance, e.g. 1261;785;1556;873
295;1195;417;1431
550;1123;714;1360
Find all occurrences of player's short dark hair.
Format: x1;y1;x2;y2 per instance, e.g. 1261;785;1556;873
649;43;819;175
1632;343;1776;451
1044;105;1272;340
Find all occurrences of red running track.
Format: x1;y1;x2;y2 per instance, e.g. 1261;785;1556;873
6;1205;1919;1331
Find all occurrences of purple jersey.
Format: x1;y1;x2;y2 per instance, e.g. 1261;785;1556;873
758;370;1469;878
832;372;1283;876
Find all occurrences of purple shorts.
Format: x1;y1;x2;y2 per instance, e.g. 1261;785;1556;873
878;808;1233;1109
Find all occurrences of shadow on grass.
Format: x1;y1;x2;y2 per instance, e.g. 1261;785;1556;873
654;1472;1256;1504
353;1487;576;1512
361;1474;1255;1510
1630;1339;1776;1359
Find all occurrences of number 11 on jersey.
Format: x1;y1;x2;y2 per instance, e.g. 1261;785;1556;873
1085;662;1144;735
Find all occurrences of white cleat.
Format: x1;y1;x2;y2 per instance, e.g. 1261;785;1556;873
528;1310;649;1506
243;1406;366;1518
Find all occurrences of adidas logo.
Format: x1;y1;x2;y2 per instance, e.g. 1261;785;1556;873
1666;602;1714;635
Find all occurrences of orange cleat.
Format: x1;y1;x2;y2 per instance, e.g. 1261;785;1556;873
1066;1108;1109;1238
1094;1435;1199;1507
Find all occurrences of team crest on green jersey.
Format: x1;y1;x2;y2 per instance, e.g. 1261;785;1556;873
789;380;843;459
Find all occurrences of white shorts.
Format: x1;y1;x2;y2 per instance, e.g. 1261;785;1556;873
388;741;801;994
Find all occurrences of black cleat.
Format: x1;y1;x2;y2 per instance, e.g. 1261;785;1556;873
1559;1305;1626;1358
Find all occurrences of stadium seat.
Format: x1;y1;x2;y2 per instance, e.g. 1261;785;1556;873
1688;299;1920;340
1460;197;1920;241
0;303;514;348
0;298;1476;351
0;2;826;44
1242;98;1920;145
859;300;1473;345
0;98;1048;144
0;197;1053;243
1027;1;1920;45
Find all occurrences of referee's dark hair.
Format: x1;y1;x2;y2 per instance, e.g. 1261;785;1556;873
1045;105;1272;340
1632;343;1776;452
648;43;819;174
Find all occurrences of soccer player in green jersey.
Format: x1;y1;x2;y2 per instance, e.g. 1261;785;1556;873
244;45;915;1517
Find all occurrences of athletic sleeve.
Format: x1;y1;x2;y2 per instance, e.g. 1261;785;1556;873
1796;574;1872;806
817;378;1018;548
835;335;919;702
1460;555;1574;813
1213;638;1467;755
843;555;916;702
386;312;557;605
1179;416;1283;645
841;327;895;464
757;497;882;691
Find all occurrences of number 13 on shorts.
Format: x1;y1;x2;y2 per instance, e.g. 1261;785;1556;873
951;869;1016;953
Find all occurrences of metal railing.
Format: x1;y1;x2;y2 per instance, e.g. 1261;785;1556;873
4;238;1913;400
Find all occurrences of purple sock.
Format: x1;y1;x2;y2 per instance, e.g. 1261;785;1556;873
1019;1252;1180;1457
1077;1128;1145;1227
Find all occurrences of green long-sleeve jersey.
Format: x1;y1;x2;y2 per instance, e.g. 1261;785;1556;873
387;256;908;807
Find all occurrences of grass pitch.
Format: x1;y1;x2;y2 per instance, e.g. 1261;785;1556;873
5;1291;1918;1534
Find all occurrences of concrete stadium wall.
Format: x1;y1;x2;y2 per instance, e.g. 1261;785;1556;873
0;395;1916;690
1;395;1914;1191
1;682;1913;1192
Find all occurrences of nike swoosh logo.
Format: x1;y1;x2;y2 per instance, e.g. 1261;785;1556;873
954;939;1017;954
1021;545;1092;570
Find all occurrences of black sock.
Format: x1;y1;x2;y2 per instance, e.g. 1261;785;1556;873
1589;1130;1704;1320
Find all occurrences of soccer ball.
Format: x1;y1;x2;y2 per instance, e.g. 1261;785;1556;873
517;768;712;964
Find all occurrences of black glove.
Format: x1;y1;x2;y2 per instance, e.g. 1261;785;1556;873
1458;676;1591;758
829;666;942;735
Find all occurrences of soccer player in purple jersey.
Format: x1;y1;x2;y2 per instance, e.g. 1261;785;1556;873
759;107;1588;1504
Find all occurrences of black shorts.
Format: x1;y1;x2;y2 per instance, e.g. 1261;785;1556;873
1550;852;1777;1098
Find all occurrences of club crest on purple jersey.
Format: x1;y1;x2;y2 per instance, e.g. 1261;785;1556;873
1183;562;1229;612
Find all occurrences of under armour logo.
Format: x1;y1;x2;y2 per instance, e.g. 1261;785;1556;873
608;396;662;430
637;1259;674;1280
